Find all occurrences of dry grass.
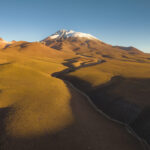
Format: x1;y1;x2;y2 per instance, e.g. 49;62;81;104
69;59;150;87
0;41;148;149
0;47;75;139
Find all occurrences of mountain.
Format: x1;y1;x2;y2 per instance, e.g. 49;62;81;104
41;30;148;62
41;29;101;53
1;30;149;62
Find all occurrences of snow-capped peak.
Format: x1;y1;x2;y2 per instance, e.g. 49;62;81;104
44;29;98;40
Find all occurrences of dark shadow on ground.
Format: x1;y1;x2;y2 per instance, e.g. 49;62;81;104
130;107;150;144
0;83;144;150
55;74;150;145
0;62;12;66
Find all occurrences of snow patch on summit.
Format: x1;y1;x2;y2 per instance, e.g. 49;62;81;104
45;29;98;40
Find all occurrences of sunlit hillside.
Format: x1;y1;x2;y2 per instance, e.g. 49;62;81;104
0;41;145;150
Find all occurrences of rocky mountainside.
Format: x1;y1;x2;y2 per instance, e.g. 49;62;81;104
41;30;149;62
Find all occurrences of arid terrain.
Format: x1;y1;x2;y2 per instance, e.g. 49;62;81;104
0;30;150;150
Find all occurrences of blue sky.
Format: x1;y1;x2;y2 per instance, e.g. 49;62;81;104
0;0;150;52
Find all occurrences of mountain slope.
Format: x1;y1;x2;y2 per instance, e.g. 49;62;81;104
41;30;150;63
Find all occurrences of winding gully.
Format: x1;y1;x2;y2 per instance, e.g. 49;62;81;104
52;58;150;150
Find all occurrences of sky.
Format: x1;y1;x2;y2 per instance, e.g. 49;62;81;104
0;0;150;52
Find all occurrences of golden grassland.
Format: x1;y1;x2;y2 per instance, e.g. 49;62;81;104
0;42;148;149
0;47;75;138
66;59;150;110
68;59;150;87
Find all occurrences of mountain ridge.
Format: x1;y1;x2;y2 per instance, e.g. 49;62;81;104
1;30;149;61
39;29;149;62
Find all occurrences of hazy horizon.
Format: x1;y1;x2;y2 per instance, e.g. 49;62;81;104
0;0;150;52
